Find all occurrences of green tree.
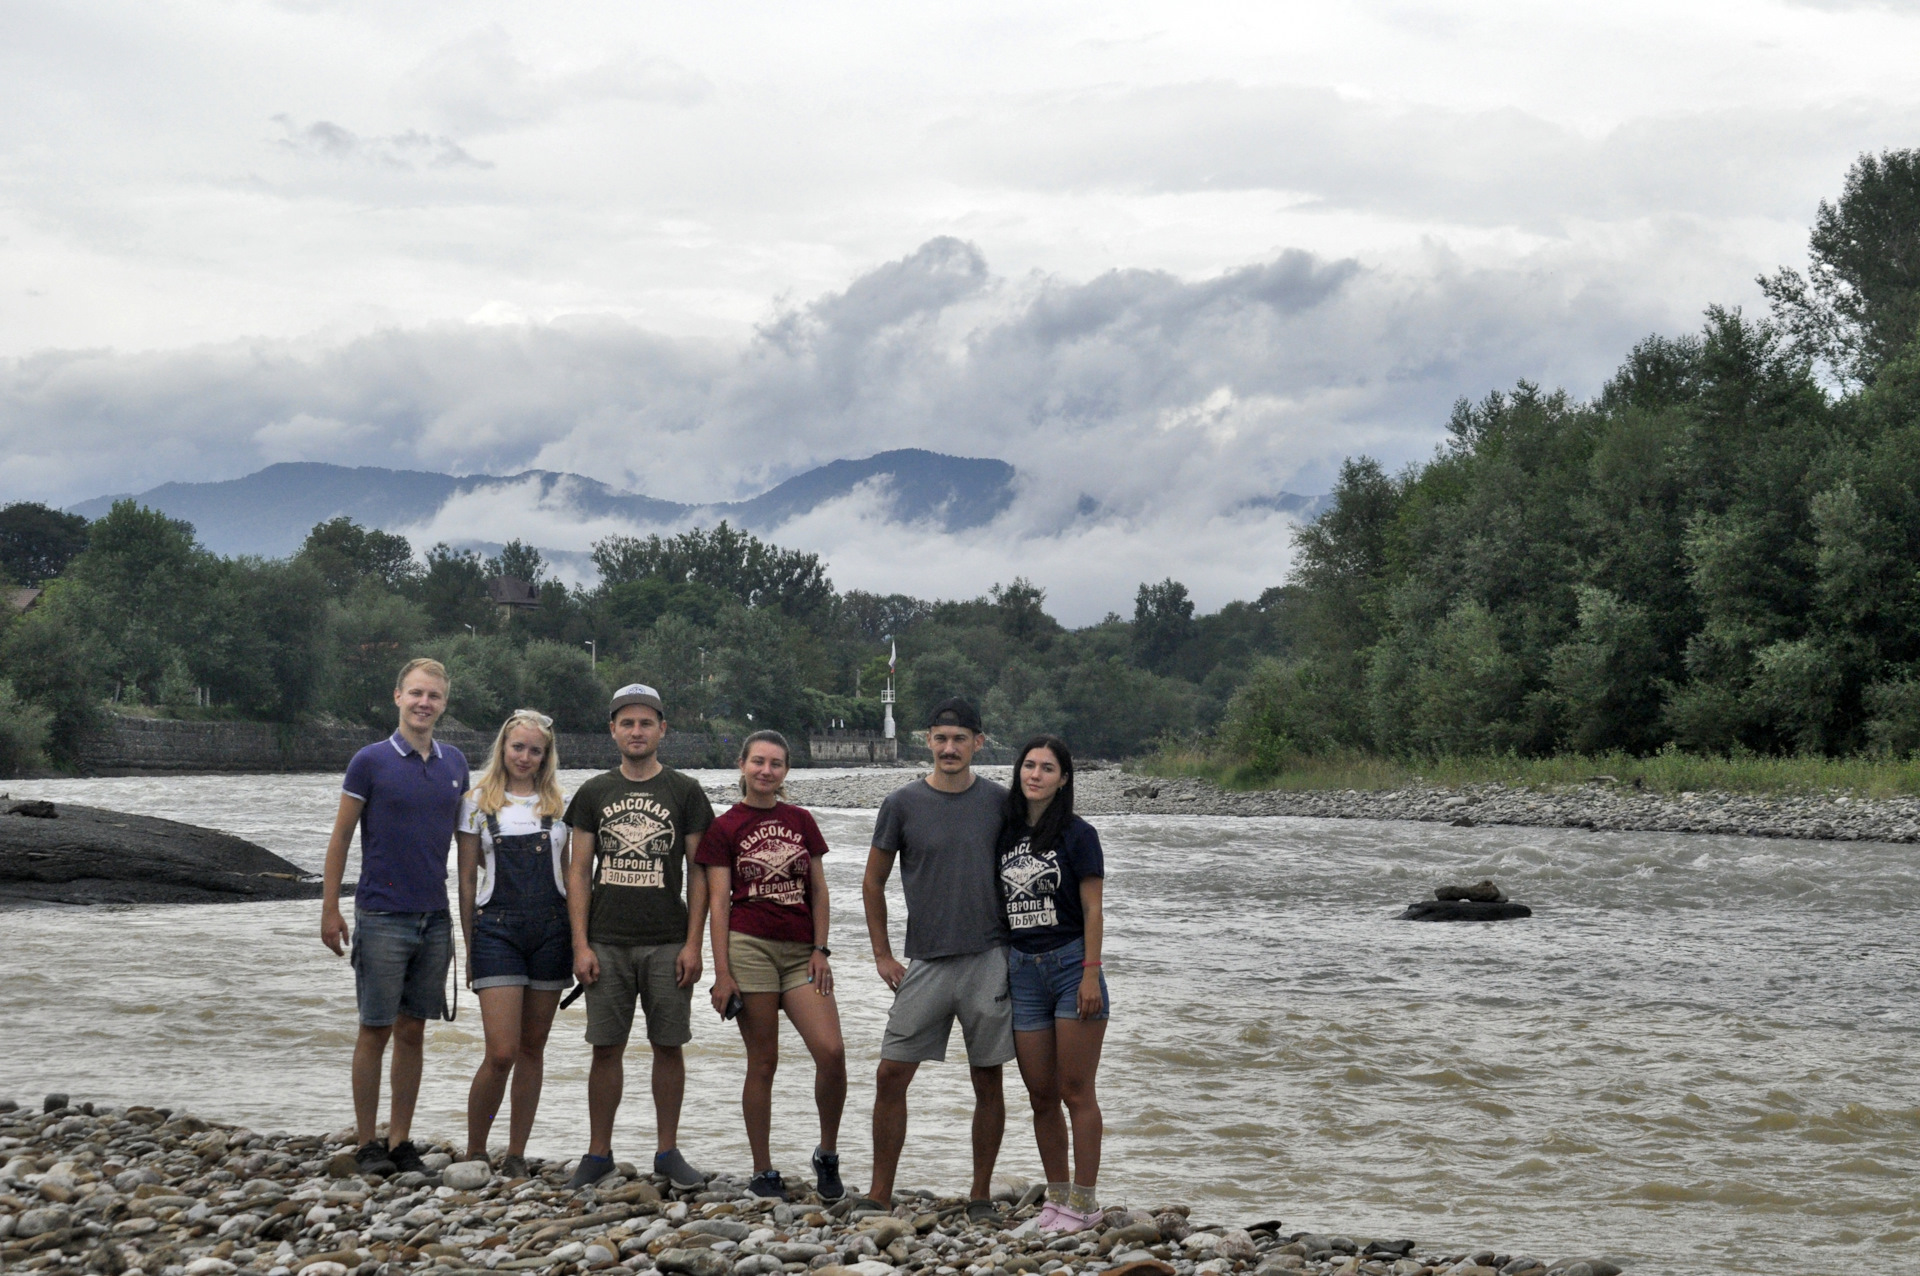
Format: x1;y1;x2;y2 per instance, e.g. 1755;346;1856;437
0;503;89;585
1132;578;1195;674
1762;147;1920;384
418;543;495;635
492;539;546;583
298;518;417;595
0;679;51;776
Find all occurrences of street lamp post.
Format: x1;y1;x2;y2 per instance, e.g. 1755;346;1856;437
583;639;596;670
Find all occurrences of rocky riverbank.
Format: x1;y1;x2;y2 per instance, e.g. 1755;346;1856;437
776;767;1920;843
0;1094;1622;1276
0;799;323;908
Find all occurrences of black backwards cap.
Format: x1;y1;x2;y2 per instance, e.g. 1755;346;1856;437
926;697;983;732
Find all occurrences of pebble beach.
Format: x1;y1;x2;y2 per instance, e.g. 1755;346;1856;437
0;1095;1625;1276
781;765;1920;842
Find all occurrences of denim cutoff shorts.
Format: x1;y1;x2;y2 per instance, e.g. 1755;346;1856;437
471;904;573;991
1007;936;1109;1032
351;906;453;1027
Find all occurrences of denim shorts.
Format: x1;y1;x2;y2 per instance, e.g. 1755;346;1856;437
352;907;453;1027
471;904;573;992
1008;936;1109;1032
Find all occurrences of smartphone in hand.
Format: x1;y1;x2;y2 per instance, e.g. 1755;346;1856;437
721;991;744;1020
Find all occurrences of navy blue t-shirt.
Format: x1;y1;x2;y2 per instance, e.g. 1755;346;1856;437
999;815;1104;953
342;733;469;913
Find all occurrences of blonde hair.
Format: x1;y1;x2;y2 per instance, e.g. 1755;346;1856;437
470;709;565;819
394;657;450;692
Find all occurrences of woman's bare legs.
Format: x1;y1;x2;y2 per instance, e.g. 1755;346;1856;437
506;988;562;1157
736;992;784;1173
779;984;847;1152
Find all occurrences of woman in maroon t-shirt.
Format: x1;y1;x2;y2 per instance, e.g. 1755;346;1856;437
698;729;847;1200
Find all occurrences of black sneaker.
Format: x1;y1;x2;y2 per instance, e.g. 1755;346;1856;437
354;1140;396;1177
749;1169;786;1199
388;1140;428;1176
499;1153;530;1181
811;1148;844;1202
568;1154;615;1191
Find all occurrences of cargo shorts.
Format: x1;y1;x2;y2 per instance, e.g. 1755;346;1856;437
584;941;693;1048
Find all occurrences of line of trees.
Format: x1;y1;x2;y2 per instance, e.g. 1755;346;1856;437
1217;149;1920;773
0;500;1292;773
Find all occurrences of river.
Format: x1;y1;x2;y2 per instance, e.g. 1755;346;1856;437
3;771;1917;1275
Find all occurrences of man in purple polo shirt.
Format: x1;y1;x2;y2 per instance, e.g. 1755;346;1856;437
321;657;470;1178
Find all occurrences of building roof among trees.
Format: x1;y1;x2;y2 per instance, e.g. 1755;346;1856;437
485;575;540;608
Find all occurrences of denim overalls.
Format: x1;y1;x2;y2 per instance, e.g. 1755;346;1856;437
470;811;574;990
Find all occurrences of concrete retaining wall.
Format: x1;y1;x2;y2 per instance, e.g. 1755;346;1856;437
76;715;725;776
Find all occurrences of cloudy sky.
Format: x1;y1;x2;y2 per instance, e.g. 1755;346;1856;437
4;0;1918;620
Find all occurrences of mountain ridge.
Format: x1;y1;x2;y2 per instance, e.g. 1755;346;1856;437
69;449;1020;558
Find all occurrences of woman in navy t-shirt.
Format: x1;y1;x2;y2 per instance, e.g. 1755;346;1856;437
998;734;1108;1232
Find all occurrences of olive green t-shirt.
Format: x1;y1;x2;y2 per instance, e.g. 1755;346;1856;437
564;766;716;947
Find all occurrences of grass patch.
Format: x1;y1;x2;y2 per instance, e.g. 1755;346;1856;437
1140;746;1920;797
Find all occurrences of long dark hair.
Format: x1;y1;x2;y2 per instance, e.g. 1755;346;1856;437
999;735;1075;857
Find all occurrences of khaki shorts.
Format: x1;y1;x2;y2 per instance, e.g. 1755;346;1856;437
729;932;815;995
881;946;1014;1068
584;941;693;1048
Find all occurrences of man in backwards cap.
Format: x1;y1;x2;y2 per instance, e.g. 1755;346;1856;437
848;697;1012;1221
563;683;715;1190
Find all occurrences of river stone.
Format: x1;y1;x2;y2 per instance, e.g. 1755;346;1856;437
1100;1222;1162;1253
184;1259;237;1275
1215;1229;1258;1262
325;1152;359;1178
1436;879;1506;903
734;1255;784;1275
1254;1258;1304;1274
442;1160;493;1190
859;1217;913;1247
16;1205;69;1236
773;1243;830;1262
42;1093;69;1113
659;1247;734;1276
686;1219;752;1242
586;1241;620;1265
299;1264;350;1276
1104;1263;1176;1276
1397;900;1532;922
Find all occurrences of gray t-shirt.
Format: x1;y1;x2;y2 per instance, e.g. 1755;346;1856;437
871;775;1009;960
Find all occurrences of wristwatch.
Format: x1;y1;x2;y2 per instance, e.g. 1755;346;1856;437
814;945;832;957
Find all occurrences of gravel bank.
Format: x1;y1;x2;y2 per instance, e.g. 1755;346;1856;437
772;767;1920;843
0;1094;1621;1276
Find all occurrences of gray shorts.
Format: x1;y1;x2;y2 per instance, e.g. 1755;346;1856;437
881;947;1014;1067
584;941;693;1048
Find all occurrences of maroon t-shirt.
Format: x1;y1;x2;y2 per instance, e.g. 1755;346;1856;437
695;801;829;944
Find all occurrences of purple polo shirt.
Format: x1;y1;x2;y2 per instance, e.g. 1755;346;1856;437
342;732;469;913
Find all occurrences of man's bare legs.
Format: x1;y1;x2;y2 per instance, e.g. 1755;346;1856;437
352;1015;425;1147
968;1065;1005;1201
651;1044;685;1154
589;1041;686;1159
867;1059;917;1203
868;1059;1003;1204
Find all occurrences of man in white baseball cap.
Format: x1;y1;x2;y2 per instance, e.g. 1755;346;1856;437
562;684;716;1190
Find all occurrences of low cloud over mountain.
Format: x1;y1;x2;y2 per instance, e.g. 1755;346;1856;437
16;232;1677;620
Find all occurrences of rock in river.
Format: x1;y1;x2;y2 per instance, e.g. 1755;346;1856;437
0;800;323;907
1397;899;1533;922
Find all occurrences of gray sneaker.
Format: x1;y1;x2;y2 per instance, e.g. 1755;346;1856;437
653;1148;706;1191
568;1154;614;1191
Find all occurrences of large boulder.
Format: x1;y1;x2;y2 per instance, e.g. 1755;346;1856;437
1397;900;1532;922
0;801;323;907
